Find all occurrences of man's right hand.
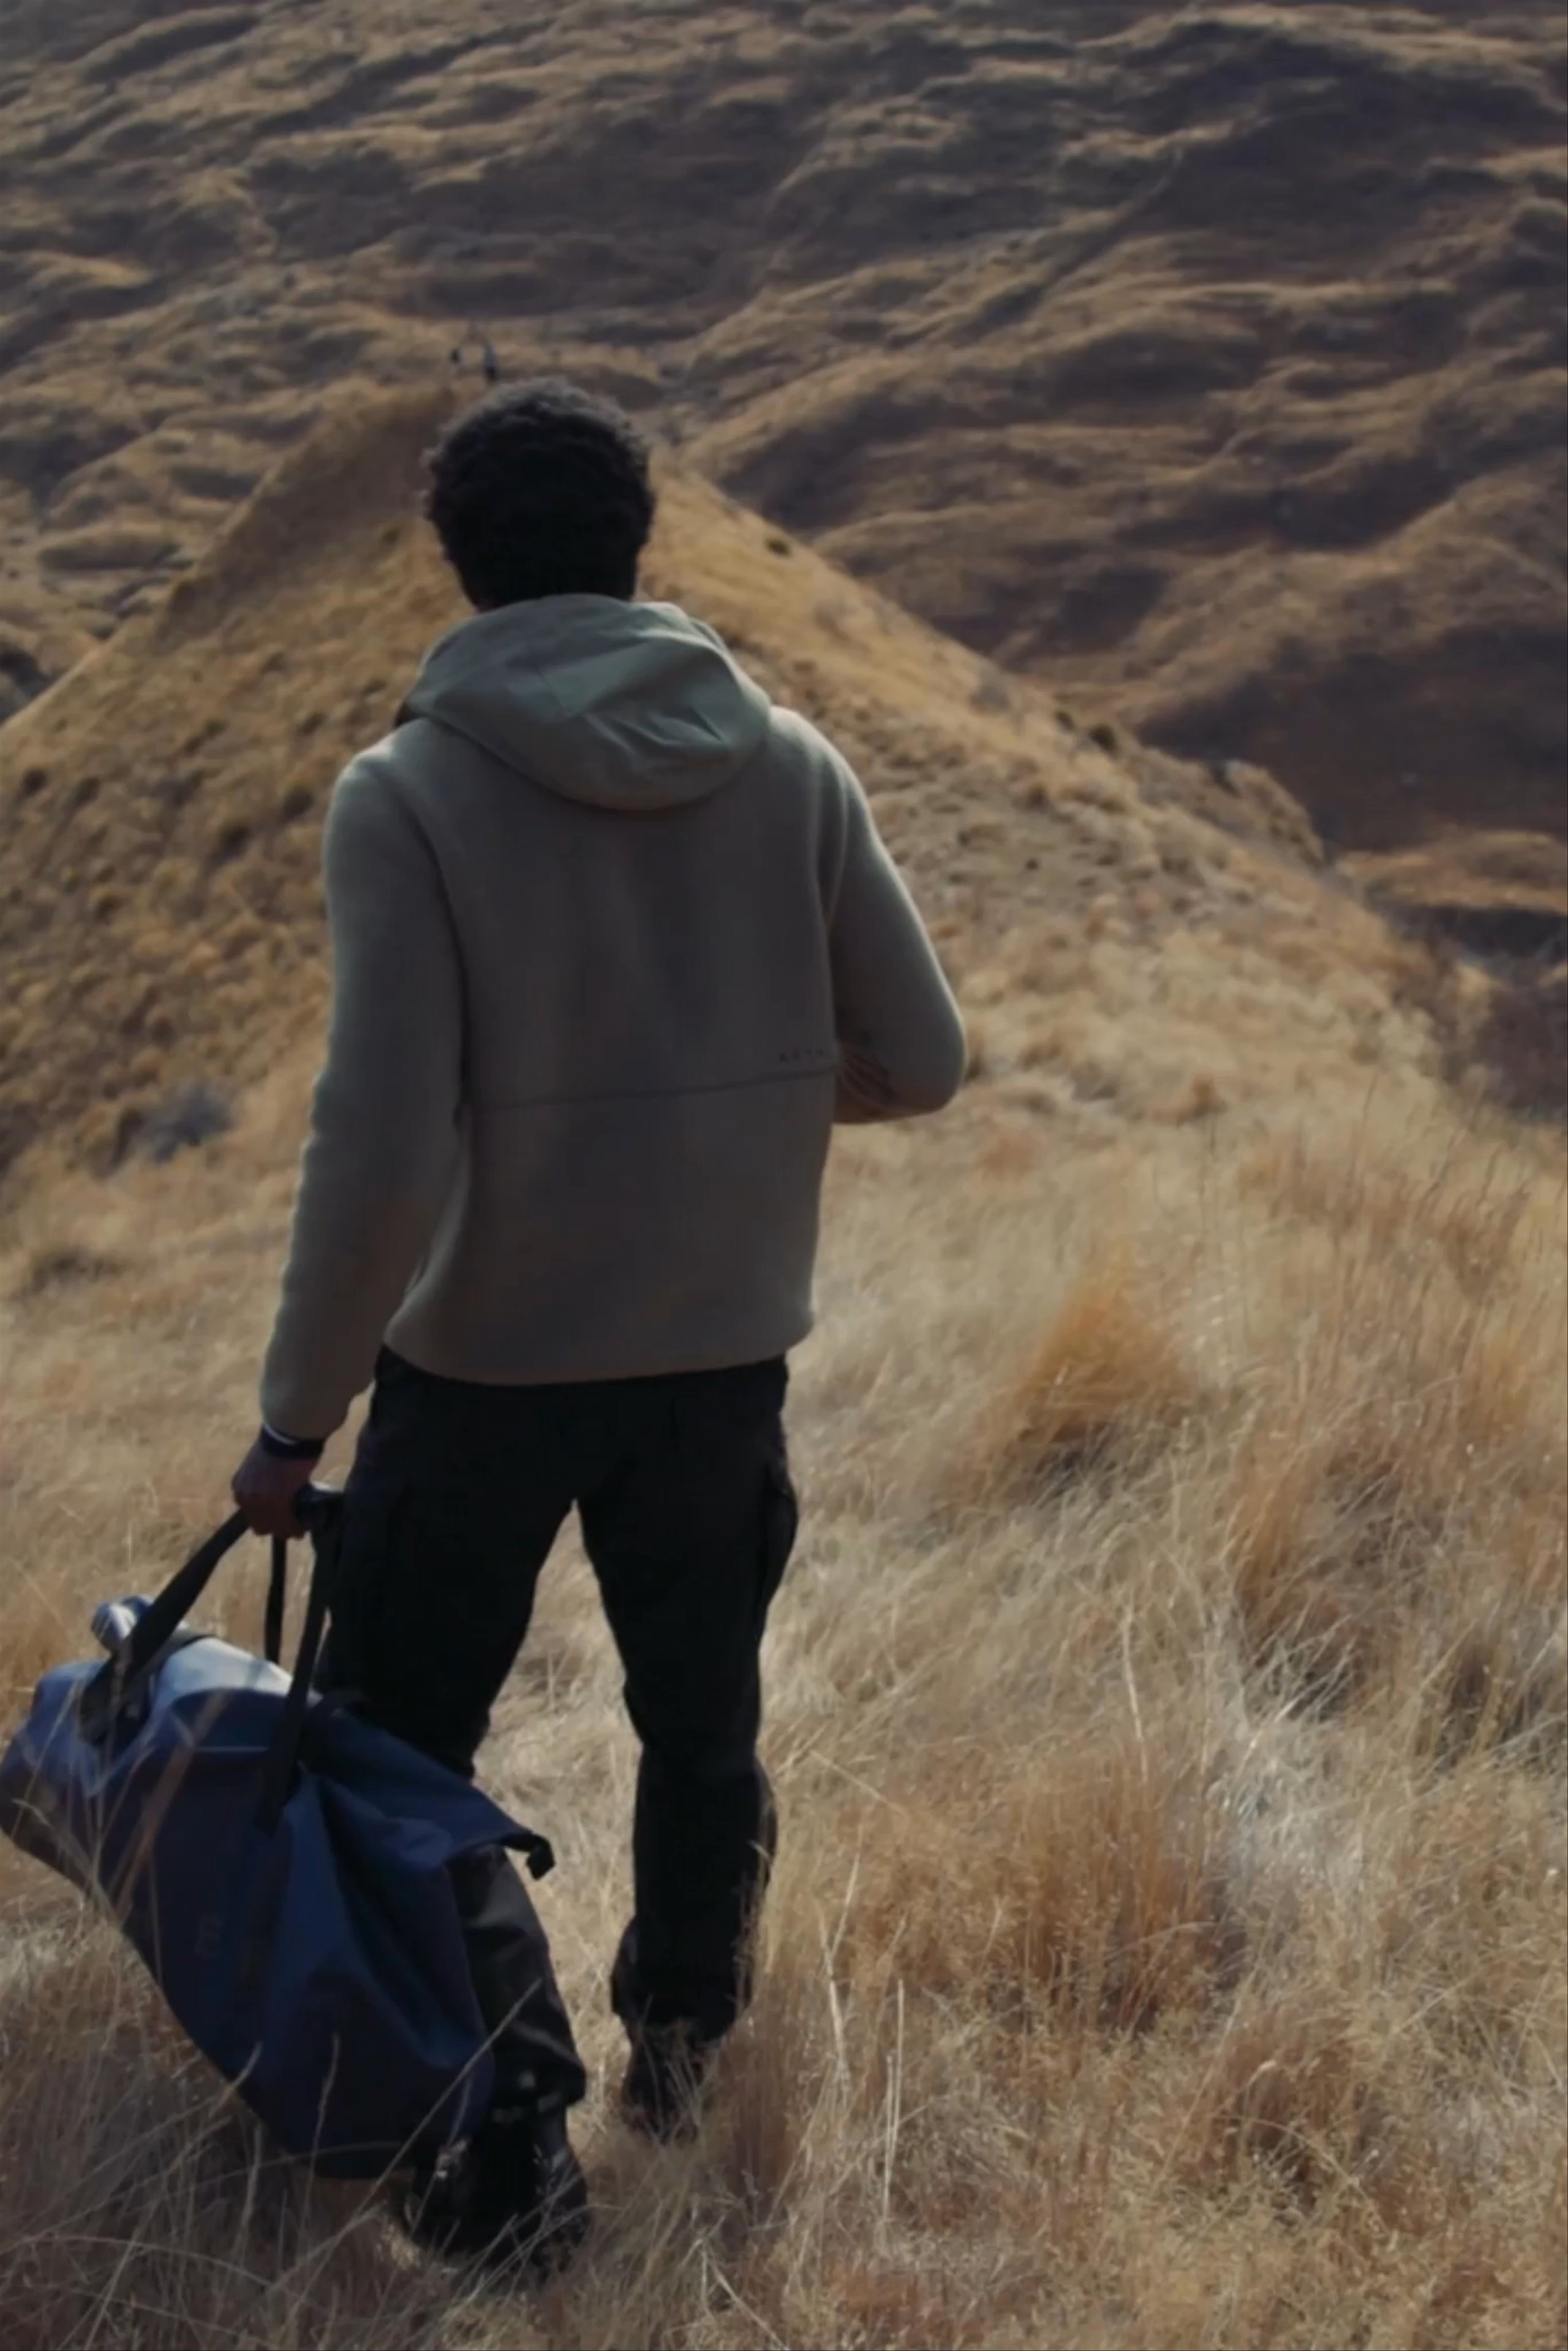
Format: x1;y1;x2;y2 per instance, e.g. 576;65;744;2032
232;1436;321;1538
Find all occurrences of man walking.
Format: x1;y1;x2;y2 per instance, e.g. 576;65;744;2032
232;382;966;2266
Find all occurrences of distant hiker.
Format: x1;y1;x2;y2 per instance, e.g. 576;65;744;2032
232;382;966;2266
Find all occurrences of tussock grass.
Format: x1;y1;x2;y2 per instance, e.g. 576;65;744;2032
979;1259;1199;1496
0;1047;1562;2350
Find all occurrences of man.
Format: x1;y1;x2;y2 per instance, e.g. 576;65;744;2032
232;382;966;2266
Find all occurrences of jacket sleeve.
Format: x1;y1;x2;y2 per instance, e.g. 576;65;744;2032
259;758;464;1440
827;763;968;1123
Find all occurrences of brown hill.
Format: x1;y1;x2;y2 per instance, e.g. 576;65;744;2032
10;381;1512;1182
0;0;1562;920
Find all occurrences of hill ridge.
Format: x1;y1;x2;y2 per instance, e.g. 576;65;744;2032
0;0;1561;924
9;383;1544;1186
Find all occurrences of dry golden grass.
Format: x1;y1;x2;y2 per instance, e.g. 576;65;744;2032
1;1039;1562;2350
974;1257;1199;1498
0;385;1564;2351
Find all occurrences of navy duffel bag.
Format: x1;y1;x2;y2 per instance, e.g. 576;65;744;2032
0;1487;554;2177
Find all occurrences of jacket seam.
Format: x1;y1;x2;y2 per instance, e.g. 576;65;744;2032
467;1066;836;1112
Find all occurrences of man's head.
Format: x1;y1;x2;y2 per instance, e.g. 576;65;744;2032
424;380;656;611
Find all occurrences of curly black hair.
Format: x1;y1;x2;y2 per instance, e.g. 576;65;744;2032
424;380;656;609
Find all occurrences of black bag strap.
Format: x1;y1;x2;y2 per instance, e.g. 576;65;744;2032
78;1488;344;1837
255;1495;341;1835
263;1538;287;1666
78;1509;251;1739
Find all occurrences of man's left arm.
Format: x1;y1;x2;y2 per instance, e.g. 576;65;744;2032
235;759;462;1531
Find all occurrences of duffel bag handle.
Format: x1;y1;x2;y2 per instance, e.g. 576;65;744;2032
255;1489;342;1835
79;1510;249;1740
259;1482;341;1667
79;1488;343;1839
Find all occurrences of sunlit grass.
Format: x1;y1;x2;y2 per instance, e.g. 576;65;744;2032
1;1051;1562;2350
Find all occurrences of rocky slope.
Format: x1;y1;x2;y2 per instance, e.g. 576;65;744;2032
0;0;1562;911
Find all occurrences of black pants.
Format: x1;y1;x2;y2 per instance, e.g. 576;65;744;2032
317;1348;798;2111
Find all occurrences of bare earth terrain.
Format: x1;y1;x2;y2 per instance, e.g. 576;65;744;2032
1;0;1564;911
0;7;1564;2349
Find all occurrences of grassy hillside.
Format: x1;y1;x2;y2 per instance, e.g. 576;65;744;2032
2;932;1563;2351
5;378;1446;1183
0;0;1562;918
0;390;1564;2349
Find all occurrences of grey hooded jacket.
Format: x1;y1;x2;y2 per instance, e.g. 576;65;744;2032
260;596;967;1440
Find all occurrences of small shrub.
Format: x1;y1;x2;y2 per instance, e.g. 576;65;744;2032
133;1082;234;1165
1088;720;1121;754
766;532;793;557
971;670;1013;715
209;818;250;865
274;782;314;825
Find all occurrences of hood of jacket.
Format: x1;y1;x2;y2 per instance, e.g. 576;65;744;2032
400;595;773;812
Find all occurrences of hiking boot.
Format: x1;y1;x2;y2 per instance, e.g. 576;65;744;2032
618;2022;716;2142
399;2101;590;2275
